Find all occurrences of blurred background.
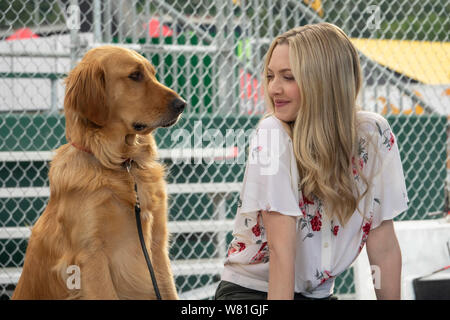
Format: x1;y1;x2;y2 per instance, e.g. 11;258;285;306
0;0;448;300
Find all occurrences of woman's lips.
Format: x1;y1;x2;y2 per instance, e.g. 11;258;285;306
274;100;290;108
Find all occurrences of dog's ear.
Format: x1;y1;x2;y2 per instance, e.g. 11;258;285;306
64;60;108;126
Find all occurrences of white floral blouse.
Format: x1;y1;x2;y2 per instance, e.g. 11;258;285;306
221;112;409;298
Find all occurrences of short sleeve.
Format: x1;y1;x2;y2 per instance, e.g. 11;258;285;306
371;129;409;230
239;117;302;217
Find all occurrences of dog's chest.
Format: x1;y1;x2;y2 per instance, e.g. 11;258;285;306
110;165;165;215
109;233;156;298
105;170;164;288
104;181;158;298
133;177;165;221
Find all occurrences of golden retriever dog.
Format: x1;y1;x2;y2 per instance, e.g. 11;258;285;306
12;45;185;299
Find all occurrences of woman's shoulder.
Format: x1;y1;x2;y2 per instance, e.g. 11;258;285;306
356;110;390;129
256;115;291;140
251;115;292;158
356;111;396;153
356;111;393;137
257;114;284;130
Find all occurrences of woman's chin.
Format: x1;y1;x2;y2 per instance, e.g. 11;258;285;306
274;110;296;123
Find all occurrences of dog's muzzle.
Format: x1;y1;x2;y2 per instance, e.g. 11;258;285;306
170;98;186;115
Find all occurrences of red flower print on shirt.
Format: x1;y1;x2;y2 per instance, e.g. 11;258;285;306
333;225;339;236
227;241;246;256
358;199;378;254
303;194;315;205
299;200;324;241
311;214;322;232
358;220;373;253
299;200;307;216
250;242;269;264
316;269;334;286
252;224;261;237
389;132;395;150
252;213;265;239
351;156;365;176
362;222;371;235
299;194;315;218
376;121;396;151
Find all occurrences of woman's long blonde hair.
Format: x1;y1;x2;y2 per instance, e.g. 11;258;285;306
263;23;367;226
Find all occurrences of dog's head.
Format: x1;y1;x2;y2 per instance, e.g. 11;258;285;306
64;45;185;136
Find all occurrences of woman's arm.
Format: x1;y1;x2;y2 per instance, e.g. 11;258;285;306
366;219;402;300
261;210;297;300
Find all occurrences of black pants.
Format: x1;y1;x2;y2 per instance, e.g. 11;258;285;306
215;280;338;300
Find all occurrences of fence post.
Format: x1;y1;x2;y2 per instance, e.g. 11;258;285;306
69;0;80;69
50;77;57;113
215;0;235;115
93;0;101;43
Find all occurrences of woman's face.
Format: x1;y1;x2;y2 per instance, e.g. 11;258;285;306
267;44;301;122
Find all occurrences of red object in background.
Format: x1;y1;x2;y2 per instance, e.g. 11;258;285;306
239;70;262;102
6;27;39;41
146;19;173;37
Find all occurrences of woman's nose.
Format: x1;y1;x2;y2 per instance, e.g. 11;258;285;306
268;77;282;96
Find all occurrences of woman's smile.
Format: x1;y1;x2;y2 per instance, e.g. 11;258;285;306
274;99;291;108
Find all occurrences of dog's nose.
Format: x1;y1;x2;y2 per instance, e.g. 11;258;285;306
170;98;186;114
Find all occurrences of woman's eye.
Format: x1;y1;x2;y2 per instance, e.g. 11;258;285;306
267;74;274;81
128;71;143;81
284;75;295;81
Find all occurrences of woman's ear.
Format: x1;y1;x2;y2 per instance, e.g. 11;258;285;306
64;60;108;126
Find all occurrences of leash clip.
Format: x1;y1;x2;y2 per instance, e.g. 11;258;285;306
125;159;140;208
124;158;132;173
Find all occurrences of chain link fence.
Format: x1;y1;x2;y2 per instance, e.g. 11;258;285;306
0;0;448;299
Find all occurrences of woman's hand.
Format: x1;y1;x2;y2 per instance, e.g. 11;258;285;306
261;210;297;299
366;219;402;299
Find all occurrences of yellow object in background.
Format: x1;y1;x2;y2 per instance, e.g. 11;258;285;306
303;0;324;17
351;38;450;85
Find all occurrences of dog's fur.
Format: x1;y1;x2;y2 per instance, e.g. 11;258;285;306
12;46;184;299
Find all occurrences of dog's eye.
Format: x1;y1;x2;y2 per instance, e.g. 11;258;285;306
128;71;143;82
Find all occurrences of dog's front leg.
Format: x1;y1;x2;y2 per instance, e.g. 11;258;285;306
151;223;178;299
78;252;119;300
151;242;179;300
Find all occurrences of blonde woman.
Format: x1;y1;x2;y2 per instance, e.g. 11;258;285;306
215;23;408;300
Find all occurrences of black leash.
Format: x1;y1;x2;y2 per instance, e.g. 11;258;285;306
126;160;162;300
